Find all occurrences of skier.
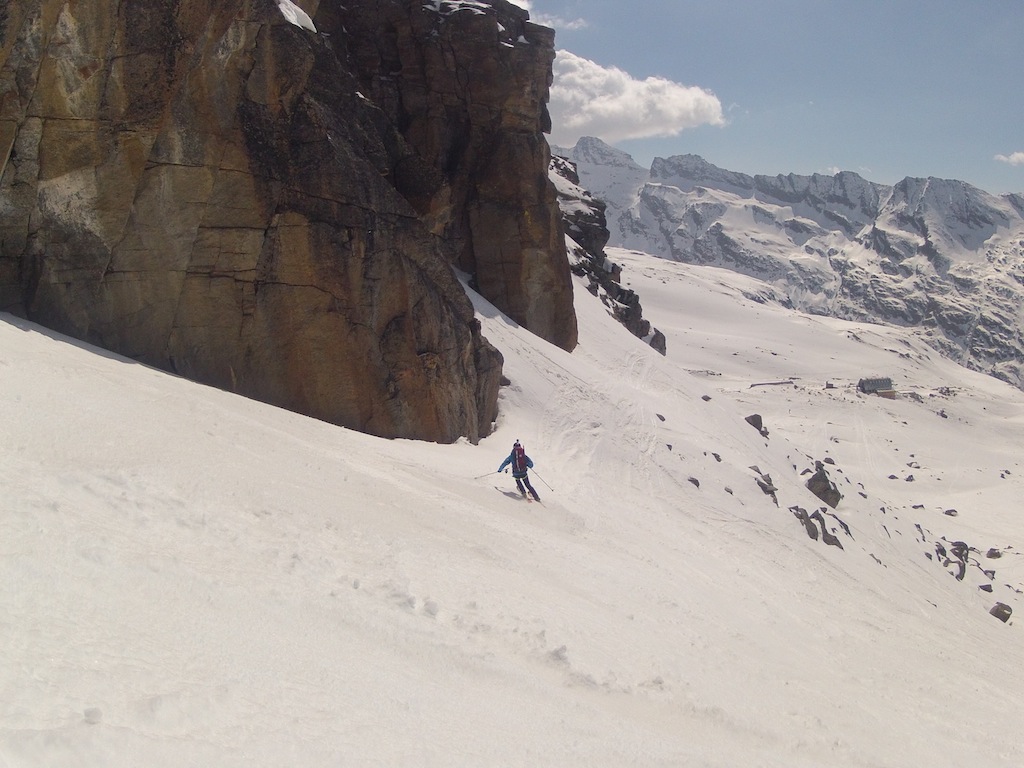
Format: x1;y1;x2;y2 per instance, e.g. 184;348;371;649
498;440;541;501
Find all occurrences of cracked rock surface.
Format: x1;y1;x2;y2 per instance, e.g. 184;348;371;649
1;0;571;441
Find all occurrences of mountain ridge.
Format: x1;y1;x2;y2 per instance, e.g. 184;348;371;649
556;137;1024;390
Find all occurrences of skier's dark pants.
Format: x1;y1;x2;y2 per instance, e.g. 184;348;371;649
515;474;540;501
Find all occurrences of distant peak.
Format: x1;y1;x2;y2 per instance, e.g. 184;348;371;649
656;153;717;171
569;137;644;169
651;153;727;178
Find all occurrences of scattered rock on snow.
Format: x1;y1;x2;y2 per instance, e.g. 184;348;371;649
810;509;845;549
806;462;842;508
745;414;770;438
788;505;845;549
789;506;818;540
754;471;778;505
949;541;970;561
990;603;1013;623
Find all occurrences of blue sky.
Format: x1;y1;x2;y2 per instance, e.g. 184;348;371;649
520;0;1024;194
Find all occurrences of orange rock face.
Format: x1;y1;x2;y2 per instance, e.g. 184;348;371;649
0;0;575;441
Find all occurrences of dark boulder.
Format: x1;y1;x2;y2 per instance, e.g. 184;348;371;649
806;462;843;508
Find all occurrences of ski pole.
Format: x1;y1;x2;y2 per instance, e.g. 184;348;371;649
473;470;500;479
531;470;553;491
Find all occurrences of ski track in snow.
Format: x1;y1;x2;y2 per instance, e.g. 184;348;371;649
2;250;1024;766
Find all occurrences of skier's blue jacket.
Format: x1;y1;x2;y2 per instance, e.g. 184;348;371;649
498;449;533;478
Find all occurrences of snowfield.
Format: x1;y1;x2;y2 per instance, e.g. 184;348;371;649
2;250;1023;767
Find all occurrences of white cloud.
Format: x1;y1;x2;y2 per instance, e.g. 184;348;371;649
531;13;588;31
995;152;1024;166
507;2;588;31
548;51;724;146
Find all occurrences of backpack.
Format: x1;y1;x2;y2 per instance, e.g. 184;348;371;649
512;443;527;473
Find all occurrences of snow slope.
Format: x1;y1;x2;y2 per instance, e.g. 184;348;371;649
3;252;1023;766
276;0;317;32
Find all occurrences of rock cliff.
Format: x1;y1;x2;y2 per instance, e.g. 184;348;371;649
549;153;665;354
0;0;575;441
328;0;577;353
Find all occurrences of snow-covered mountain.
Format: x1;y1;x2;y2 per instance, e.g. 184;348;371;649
556;137;1024;390
4;248;1024;765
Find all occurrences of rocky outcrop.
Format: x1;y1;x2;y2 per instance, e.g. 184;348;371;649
0;0;573;441
549;153;664;354
806;462;843;509
788;505;848;549
744;413;769;438
327;0;576;352
990;602;1012;623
